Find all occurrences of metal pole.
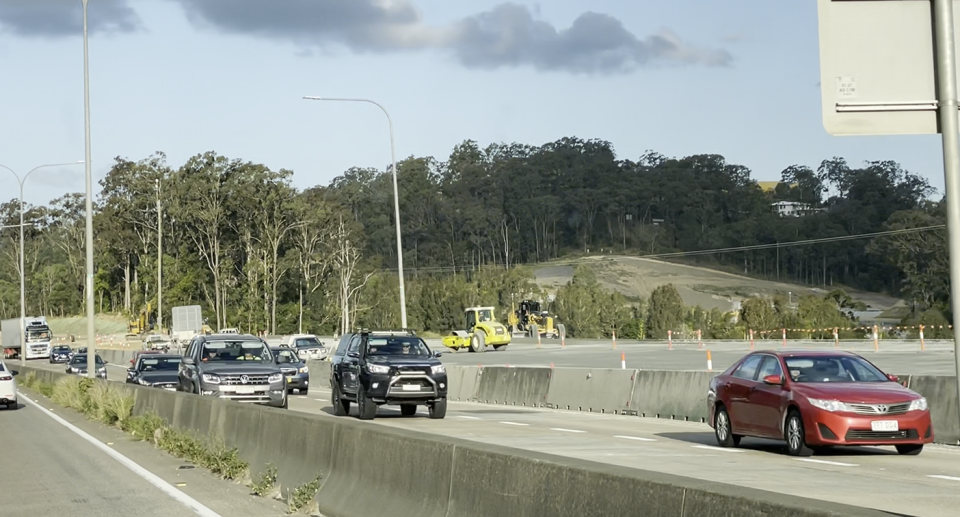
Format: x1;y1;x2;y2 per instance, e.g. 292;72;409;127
157;179;162;335
19;183;25;368
302;96;408;328
0;162;83;365
933;0;960;445
81;0;96;369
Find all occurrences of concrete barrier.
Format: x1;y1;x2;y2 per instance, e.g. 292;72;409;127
446;365;480;401
906;375;960;445
544;367;638;414
475;366;551;406
631;371;717;422
10;364;916;517
19;365;902;517
305;359;331;389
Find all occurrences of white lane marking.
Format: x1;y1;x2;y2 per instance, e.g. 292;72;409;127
550;428;586;433
458;416;481;420
928;475;960;481
692;445;744;453
499;421;529;426
614;435;657;442
20;394;223;517
795;458;859;467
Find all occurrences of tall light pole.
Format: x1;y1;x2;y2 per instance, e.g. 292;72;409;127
302;96;407;329
81;0;96;367
156;178;162;335
0;161;84;365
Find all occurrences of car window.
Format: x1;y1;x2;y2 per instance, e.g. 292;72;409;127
732;355;763;380
200;341;271;362
756;356;783;380
274;349;300;364
138;357;181;371
335;334;353;356
0;362;5;372
785;355;888;383
365;337;431;356
347;336;360;354
294;337;321;348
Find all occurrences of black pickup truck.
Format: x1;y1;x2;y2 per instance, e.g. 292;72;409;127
330;330;447;420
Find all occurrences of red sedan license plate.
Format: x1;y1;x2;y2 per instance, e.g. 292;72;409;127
871;420;899;432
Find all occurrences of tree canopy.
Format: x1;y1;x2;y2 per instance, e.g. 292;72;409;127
0;137;947;336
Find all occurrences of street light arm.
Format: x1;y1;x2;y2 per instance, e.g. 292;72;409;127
22;161;84;184
301;94;408;328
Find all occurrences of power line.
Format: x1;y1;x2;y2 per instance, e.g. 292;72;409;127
377;224;946;274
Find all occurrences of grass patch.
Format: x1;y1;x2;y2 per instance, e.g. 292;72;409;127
19;370;323;509
18;371;248;481
287;476;322;514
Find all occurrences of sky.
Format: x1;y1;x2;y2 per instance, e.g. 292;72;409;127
0;0;947;207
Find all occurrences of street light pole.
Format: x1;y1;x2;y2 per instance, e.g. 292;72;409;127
81;0;96;368
302;96;408;329
0;162;84;366
156;178;162;335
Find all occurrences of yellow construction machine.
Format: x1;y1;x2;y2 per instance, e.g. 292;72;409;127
441;306;511;353
507;299;563;339
127;302;153;336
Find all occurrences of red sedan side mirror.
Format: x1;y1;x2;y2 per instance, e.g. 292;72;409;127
763;374;784;385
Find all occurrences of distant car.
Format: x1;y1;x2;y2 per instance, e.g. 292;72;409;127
49;345;72;364
330;330;447;420
708;350;932;456
129;349;162;367
270;346;309;395
286;334;328;361
218;328;239;334
0;360;18;410
143;334;170;351
127;354;181;391
66;353;107;379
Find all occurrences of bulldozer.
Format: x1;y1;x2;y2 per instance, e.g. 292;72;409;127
507;299;563;339
441;306;511;353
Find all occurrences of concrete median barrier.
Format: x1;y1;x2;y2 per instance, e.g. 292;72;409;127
10;364;914;517
631;370;716;422
475;366;551;406
306;359;331;389
544;367;637;414
906;375;960;445
446;365;480;401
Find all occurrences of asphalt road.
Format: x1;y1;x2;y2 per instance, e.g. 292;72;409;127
30;359;960;517
2;381;289;516
429;338;960;376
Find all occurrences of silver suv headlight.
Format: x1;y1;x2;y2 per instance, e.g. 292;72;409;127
268;373;283;383
299;366;309;374
201;373;221;384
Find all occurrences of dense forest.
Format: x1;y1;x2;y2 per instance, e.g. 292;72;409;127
0;137;947;337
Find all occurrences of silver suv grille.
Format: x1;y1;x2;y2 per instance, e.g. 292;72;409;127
280;368;298;375
219;374;270;385
846;402;910;415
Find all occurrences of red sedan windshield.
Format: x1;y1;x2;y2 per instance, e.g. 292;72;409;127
784;355;888;383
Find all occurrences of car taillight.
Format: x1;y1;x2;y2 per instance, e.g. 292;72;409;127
0;375;12;381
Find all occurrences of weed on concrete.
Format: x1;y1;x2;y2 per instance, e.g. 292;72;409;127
17;372;248;481
287;476;321;514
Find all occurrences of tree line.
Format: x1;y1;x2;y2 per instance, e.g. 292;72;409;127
0;137;947;336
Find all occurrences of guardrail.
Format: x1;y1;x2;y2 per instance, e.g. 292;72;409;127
16;365;900;517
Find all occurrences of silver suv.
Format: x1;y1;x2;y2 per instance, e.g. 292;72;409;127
177;334;287;408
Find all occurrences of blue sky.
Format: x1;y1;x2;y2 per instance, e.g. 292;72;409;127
0;0;946;207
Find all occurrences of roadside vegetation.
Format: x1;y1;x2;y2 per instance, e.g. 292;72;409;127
17;372;322;514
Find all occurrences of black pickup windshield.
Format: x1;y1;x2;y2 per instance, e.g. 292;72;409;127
365;337;431;356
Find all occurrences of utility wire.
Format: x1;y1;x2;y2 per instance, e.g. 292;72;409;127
377;224;946;274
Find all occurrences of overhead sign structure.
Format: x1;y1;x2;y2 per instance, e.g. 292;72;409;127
818;0;951;136
819;0;960;445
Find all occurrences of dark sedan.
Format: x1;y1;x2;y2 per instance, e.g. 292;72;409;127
270;346;309;395
127;354;182;391
66;353;107;379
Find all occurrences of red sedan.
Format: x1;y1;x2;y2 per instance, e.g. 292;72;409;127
707;350;933;456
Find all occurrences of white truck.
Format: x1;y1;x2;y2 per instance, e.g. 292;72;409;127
2;316;53;360
282;334;328;361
